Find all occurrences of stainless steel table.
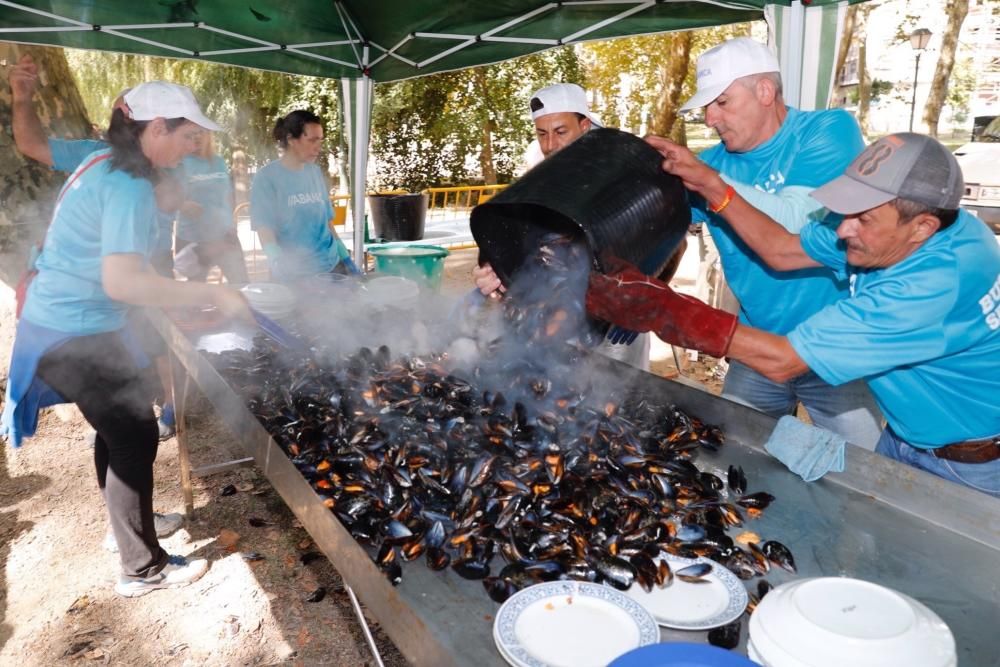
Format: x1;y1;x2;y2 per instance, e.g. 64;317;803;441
152;311;1000;666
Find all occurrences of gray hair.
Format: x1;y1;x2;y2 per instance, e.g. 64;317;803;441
738;72;783;97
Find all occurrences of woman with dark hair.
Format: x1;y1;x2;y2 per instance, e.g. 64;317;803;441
1;81;252;597
250;109;357;280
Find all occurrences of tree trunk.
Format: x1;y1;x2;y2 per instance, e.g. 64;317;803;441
471;69;497;185
649;32;693;146
855;5;875;138
0;44;92;291
922;0;970;137
479;118;497;186
832;5;858;103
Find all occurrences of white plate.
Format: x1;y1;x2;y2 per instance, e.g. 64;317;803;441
625;553;748;630
493;580;659;667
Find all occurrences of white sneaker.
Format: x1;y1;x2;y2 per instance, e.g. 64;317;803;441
114;555;208;598
104;512;184;553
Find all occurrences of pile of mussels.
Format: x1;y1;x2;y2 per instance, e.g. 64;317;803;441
208;235;795;643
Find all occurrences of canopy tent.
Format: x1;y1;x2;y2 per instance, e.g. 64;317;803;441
0;0;859;263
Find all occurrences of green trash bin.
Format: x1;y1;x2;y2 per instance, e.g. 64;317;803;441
367;244;450;291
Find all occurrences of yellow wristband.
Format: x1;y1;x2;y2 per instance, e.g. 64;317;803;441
708;185;736;214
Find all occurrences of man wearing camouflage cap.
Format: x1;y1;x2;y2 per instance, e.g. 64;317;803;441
587;132;1000;496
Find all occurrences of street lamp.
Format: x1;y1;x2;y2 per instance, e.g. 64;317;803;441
909;28;932;132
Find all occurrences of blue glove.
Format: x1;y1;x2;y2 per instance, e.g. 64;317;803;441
764;415;845;482
606;325;638;345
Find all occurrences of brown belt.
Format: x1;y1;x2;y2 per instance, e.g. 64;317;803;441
931;436;1000;464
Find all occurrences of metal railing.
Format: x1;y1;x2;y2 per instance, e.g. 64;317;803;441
425;184;508;217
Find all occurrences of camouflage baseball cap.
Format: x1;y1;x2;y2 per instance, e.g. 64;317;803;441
812;132;964;214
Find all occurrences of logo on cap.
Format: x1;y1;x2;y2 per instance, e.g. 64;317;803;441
856;143;894;177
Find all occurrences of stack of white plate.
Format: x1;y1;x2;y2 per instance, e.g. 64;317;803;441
240;282;296;320
748;577;956;667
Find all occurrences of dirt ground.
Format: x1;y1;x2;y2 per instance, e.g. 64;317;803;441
0;246;724;666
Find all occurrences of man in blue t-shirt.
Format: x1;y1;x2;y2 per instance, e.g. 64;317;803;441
648;38;883;450
586;133;1000;497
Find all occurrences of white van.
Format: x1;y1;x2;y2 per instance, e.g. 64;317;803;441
954;116;1000;233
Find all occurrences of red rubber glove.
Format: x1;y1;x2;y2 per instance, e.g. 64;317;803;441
586;257;738;359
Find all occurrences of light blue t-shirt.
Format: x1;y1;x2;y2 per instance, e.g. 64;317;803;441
788;211;1000;447
49;137;107;173
175;154;233;242
49;137;173;252
22;149;158;335
696;107;865;334
250;160;349;278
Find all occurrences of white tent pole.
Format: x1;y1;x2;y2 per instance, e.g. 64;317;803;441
341;76;373;271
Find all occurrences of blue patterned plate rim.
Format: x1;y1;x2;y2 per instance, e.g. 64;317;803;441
493;580;660;667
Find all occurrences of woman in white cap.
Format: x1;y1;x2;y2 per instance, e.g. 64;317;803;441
1;81;251;597
251;109;358;281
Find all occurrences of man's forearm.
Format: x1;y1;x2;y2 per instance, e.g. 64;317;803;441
12;99;53;166
716;192;819;272
727;325;810;383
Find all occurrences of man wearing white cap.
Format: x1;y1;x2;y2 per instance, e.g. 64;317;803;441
585;132;1000;496
473;83;671;371
644;37;883;450
527;82;603;159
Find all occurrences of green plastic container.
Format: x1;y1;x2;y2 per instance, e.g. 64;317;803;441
367;244;450;291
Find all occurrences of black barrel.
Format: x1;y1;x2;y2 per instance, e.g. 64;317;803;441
368;192;429;241
470;128;690;284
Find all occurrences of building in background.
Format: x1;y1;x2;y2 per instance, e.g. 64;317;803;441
834;0;998;137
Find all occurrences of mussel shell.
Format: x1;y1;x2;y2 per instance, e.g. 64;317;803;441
762;540;796;573
676;562;712;583
452;558;490;580
707;619;741;649
591;553;636;591
425;547;451;571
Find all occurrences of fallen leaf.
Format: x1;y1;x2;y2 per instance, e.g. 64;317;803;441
235;481;254;493
218;528;241;549
296;627;311;647
67;595;91;614
84;648;106;660
297;538;312;550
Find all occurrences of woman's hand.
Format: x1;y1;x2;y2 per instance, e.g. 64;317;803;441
212;287;254;323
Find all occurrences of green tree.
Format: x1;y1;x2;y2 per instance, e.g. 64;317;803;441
581;24;752;145
922;0;970;137
369;47;582;191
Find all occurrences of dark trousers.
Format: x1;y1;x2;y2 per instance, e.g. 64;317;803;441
36;332;169;579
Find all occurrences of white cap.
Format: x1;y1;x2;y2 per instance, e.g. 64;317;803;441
679;38;781;112
529;83;602;127
123;81;222;131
